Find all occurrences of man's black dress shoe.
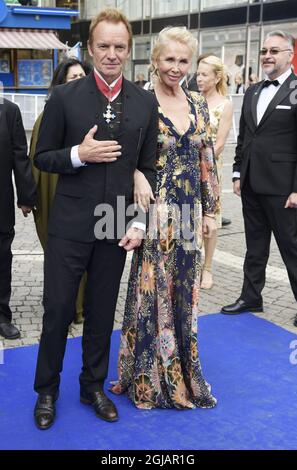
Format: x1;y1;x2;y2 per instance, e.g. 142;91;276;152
80;389;118;422
34;394;58;430
222;217;232;226
294;315;297;327
221;299;263;315
0;322;20;340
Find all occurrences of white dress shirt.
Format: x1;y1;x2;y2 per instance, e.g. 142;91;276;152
233;67;292;180
256;68;292;124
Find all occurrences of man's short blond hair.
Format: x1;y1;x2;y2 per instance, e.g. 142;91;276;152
89;8;133;50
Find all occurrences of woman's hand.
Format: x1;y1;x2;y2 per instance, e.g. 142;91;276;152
233;180;241;197
202;215;217;239
134;169;155;213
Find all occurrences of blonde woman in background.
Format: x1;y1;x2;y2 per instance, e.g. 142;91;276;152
234;71;245;94
197;55;233;289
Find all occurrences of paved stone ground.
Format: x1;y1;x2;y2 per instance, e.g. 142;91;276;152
2;143;297;350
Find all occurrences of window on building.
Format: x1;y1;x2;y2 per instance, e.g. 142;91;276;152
201;0;247;9
143;0;151;18
152;0;189;17
56;0;79;9
116;0;142;20
190;0;199;12
200;26;260;93
82;0;116;20
133;36;151;61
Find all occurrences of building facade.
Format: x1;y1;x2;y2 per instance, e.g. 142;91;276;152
0;0;78;93
60;0;297;86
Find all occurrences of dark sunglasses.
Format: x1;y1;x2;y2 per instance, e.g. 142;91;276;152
259;48;293;56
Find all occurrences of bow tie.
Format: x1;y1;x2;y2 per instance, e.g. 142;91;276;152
262;79;280;88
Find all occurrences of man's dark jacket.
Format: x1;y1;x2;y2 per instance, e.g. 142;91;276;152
0;98;36;232
34;73;158;243
233;72;297;195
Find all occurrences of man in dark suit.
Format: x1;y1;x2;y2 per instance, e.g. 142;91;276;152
221;30;297;327
0;98;36;340
33;8;158;430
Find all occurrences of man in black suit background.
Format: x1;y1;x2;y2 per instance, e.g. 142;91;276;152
33;8;158;429
0;98;36;340
221;30;297;327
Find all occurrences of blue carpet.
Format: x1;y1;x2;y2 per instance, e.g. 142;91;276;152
0;313;297;450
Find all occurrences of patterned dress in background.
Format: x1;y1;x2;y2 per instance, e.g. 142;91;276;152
111;91;219;409
208;101;228;229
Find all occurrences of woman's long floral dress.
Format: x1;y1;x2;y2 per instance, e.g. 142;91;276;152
111;91;219;409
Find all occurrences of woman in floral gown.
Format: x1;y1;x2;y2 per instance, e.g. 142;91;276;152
111;27;219;409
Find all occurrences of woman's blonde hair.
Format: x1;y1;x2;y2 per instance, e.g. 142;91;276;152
151;26;198;76
199;55;228;96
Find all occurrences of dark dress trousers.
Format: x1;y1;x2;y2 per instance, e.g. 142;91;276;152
33;73;158;395
234;72;297;304
0;99;36;323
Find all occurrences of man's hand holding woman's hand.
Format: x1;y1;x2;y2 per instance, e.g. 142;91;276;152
119;227;145;251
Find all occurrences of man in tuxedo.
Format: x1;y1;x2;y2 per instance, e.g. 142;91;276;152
221;30;297;327
0;98;36;340
33;8;158;430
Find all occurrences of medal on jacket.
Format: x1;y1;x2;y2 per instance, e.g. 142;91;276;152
103;103;116;124
93;71;123;125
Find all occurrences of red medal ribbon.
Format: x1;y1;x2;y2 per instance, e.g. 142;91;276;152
94;71;123;100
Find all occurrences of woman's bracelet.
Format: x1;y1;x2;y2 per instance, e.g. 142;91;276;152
204;213;215;219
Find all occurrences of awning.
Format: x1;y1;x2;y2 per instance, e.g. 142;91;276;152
0;29;69;50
